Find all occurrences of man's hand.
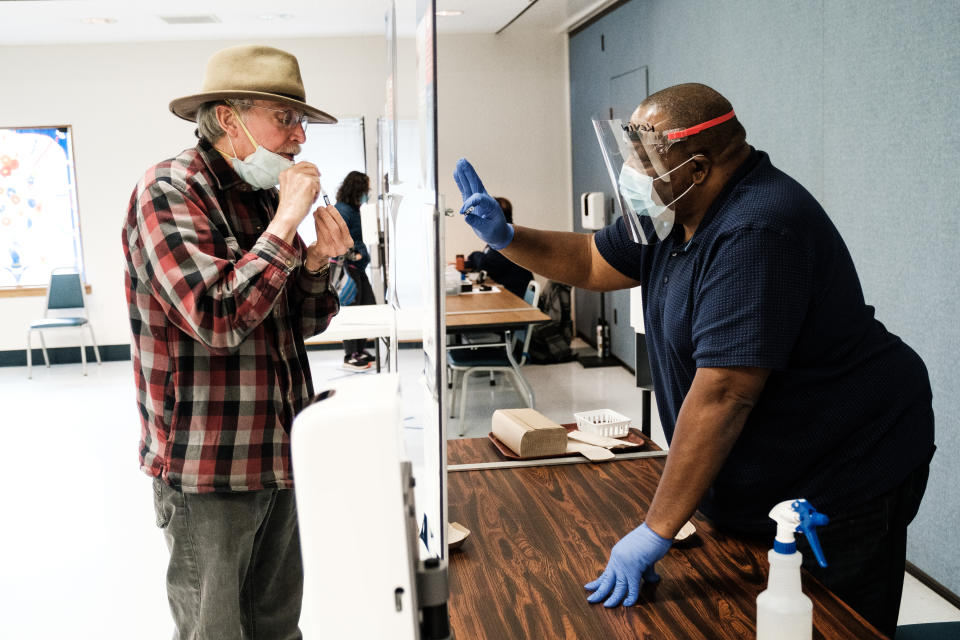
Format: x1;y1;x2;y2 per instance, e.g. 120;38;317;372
585;523;672;607
453;158;514;250
303;205;353;271
276;162;321;226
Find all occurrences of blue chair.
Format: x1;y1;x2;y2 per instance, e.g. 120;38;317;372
447;280;540;435
27;267;101;378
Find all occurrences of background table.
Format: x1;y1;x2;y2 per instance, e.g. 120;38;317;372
445;284;549;332
305;304;423;371
445;435;885;639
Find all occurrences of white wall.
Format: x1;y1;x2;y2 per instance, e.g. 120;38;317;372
437;30;572;262
0;31;570;352
0;37;413;352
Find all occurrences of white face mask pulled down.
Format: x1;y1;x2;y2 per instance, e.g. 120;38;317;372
226;107;294;190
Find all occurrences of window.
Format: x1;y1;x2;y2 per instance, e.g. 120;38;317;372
0;125;85;288
296;117;367;245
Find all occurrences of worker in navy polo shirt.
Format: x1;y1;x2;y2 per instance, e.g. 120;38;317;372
452;83;934;638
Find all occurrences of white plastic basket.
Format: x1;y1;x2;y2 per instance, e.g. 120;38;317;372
573;409;631;438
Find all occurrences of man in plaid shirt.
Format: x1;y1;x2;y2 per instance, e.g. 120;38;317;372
122;45;353;639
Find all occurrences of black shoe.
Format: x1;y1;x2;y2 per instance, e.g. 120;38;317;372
342;353;372;371
357;350;376;364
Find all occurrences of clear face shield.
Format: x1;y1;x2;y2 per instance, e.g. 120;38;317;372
592;109;736;244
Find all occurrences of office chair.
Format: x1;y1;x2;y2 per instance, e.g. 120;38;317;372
458;276;536;386
447;280;540;435
27;267;101;378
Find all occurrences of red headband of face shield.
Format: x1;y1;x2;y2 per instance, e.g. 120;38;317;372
622;109;737;152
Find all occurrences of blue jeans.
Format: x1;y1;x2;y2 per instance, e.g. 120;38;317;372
797;461;931;639
153;479;303;640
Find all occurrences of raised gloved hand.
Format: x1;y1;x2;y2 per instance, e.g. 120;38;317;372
584;522;672;607
453;158;514;250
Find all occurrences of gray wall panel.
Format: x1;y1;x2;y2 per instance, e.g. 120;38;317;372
569;11;650;364
822;0;960;594
570;0;960;594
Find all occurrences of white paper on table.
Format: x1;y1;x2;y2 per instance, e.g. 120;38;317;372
459;285;501;294
568;430;634;449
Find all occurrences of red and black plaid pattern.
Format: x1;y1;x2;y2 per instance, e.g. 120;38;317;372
122;139;339;492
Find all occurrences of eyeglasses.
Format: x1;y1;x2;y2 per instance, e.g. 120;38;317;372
230;101;309;130
621;109;737;152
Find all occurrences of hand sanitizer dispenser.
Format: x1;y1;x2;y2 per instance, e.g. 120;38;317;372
756;499;829;640
292;374;420;639
581;192;605;230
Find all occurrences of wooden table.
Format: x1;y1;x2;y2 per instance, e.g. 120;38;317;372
445;284;549;332
304;304;424;372
445;435;885;640
304;304;423;344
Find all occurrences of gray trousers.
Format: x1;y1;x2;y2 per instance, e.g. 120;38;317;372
153;478;303;640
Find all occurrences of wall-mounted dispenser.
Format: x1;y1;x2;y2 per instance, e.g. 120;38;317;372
580;192;606;230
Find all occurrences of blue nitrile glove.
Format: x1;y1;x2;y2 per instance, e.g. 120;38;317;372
453;158;514;250
584;522;672;607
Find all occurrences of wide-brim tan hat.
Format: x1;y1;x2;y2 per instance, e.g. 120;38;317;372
169;45;337;124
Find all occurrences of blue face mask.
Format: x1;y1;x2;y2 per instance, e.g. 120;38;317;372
618;155;699;217
617;155;701;240
360;193;369;205
227;107;294;190
231;145;294;190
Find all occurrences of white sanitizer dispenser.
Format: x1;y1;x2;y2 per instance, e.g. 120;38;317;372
581;191;606;230
756;499;829;640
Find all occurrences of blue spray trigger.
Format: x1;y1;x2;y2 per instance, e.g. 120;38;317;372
792;499;829;568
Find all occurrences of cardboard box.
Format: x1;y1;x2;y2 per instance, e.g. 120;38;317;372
491;408;567;458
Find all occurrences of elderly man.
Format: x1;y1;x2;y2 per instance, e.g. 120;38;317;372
122;45;352;639
453;83;934;637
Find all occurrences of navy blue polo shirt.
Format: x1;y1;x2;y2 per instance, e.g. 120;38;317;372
596;149;934;532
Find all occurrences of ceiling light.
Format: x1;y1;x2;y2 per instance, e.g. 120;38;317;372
159;15;221;25
435;10;464;17
81;17;117;25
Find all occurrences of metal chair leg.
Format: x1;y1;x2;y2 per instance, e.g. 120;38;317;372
511;370;535;409
79;327;88;375
448;368;459;418
27;329;33;379
38;333;50;368
87;324;102;364
503;331;534;409
458;369;475;436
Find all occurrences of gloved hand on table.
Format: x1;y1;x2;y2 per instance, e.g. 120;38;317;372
585;522;672;607
453;158;514;250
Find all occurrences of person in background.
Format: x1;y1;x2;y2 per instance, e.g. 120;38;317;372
334;170;379;371
464;196;533;299
452;83;934;638
122;44;353;639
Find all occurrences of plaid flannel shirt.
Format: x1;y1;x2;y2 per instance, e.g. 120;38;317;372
122;138;339;493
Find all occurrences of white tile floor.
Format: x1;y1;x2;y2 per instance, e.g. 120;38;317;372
0;344;957;638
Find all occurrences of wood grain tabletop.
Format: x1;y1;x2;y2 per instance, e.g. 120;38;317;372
445;284;550;331
446;435;885;639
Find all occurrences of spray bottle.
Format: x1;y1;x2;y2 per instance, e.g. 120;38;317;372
756;499;829;640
